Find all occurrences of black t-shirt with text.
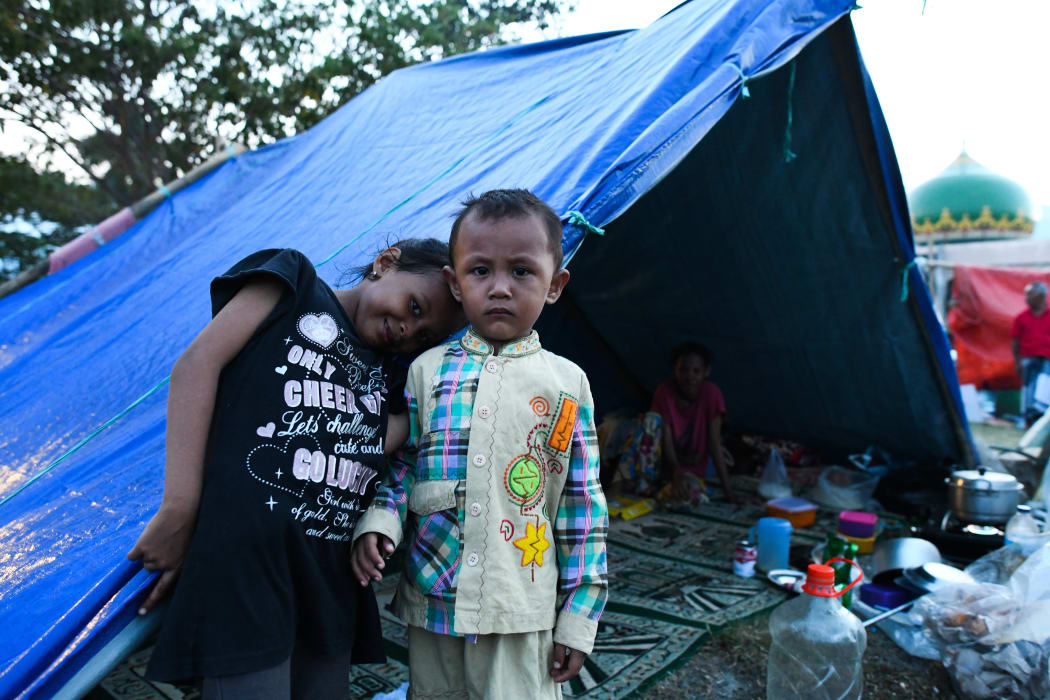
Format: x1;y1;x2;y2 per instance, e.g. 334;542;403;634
147;249;393;680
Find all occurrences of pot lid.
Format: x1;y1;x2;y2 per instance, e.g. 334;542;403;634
948;468;1022;491
901;562;975;592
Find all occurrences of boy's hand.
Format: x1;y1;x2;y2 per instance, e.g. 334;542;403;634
351;532;394;586
550;643;586;683
126;503;197;614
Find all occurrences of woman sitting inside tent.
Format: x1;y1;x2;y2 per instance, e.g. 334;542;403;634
651;342;737;504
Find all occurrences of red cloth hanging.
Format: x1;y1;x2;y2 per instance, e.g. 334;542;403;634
948;265;1050;389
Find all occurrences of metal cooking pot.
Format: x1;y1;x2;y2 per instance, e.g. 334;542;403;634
945;467;1023;525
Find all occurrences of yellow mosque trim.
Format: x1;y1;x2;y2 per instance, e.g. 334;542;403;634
912;205;1034;235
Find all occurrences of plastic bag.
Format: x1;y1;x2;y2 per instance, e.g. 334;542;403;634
912;582;1021;645
965;543;1029;585
757;450;791;500
948;641;1050;700
908;542;1050;699
912;543;1050;647
371;682;408;700
807;465;880;510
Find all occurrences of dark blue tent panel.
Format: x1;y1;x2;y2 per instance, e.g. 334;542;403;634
538;21;970;460
0;1;969;697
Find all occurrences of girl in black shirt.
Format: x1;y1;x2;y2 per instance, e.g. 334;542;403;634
127;242;462;698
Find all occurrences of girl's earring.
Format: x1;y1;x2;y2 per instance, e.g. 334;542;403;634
368;270;379;280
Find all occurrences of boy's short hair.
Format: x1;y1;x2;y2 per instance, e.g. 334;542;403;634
672;341;712;367
449;189;564;269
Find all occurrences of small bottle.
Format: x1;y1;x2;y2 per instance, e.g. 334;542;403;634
1005;504;1043;555
767;563;867;699
824;534;858;608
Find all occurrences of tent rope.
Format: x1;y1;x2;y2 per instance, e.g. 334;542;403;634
900;259;918;302
566;211;605;236
3;88;564;509
0;376;172;508
730;63;751;98
783;61;798;163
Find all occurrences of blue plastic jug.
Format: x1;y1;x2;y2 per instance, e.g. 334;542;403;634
752;517;792;572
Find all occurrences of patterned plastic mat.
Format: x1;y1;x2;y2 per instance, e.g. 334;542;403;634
91;483;794;699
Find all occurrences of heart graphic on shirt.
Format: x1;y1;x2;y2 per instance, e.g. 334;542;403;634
298;313;338;349
274;365;287;375
245;435;320;499
256;422;275;438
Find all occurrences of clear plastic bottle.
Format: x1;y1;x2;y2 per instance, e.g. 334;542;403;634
1006;504;1039;539
767;563;866;699
1005;504;1047;555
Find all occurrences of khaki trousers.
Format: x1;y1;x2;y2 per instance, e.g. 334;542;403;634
406;625;563;700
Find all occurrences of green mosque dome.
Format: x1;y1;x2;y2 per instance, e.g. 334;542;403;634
909;151;1035;238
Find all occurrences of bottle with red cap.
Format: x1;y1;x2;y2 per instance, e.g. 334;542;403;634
766;559;866;699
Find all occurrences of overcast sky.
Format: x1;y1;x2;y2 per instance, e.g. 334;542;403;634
553;0;1050;212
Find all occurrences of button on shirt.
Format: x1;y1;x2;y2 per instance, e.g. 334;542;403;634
355;329;608;654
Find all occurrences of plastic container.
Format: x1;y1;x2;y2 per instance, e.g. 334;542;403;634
607;496;654;520
840;532;875;555
767;562;867;699
767;497;817;528
1004;504;1050;555
752;517;793;572
838;511;877;538
859;581;919;610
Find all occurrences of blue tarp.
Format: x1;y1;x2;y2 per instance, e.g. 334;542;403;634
0;1;971;696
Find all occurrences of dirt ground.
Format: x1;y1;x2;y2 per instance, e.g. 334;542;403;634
645;612;955;699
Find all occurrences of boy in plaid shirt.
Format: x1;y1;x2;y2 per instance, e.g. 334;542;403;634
352;189;608;698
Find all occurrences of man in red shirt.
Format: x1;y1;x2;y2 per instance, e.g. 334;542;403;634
1011;281;1050;427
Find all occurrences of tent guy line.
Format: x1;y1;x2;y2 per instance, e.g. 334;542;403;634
0;376;172;508
1;57;624;511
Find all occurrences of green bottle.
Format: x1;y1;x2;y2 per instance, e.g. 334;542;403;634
824;533;858;608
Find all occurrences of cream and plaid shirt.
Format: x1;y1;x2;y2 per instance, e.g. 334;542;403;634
355;329;608;653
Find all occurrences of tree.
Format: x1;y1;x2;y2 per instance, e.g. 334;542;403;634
0;154;110;278
0;0;569;279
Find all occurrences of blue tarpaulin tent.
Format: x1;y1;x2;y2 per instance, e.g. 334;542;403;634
0;1;972;696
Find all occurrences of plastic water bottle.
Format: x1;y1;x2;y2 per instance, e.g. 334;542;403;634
767;563;867;699
1005;504;1048;555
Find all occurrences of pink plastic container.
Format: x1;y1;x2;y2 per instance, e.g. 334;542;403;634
838;510;877;538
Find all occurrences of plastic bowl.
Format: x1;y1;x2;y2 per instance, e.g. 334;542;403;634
871;537;941;578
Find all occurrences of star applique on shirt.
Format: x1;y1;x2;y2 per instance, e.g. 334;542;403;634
513;522;550;567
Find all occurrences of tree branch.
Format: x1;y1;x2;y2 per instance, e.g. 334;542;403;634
3;108;124;205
